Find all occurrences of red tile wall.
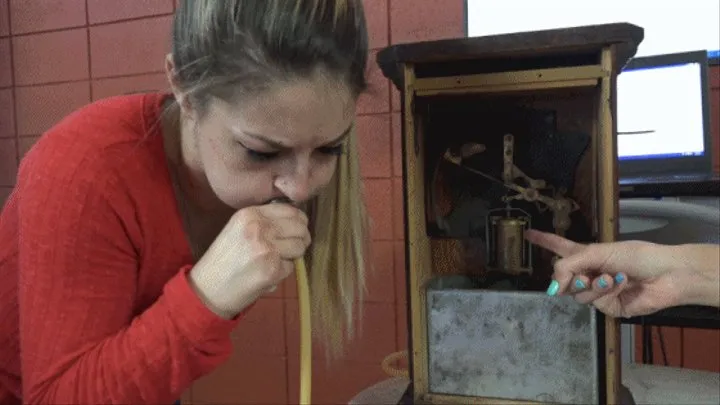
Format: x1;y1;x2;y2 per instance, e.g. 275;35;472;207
0;0;717;403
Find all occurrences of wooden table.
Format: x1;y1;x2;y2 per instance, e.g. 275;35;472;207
349;364;720;405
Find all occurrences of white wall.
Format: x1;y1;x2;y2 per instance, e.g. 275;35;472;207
466;0;720;57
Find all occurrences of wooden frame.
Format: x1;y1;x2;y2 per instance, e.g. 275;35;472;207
413;65;606;96
383;23;644;405
597;45;622;405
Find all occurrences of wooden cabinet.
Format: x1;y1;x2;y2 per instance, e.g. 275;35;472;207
377;23;644;405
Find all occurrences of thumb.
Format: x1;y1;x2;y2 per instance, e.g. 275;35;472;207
591;281;630;318
549;257;577;294
551;244;612;294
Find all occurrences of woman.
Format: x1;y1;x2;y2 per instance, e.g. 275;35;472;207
0;0;369;403
526;230;720;317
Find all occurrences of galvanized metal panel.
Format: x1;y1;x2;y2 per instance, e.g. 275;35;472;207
427;276;599;404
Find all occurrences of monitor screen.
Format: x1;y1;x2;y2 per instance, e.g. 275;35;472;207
465;0;720;61
617;61;706;161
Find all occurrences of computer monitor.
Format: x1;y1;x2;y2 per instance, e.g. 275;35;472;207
617;50;713;178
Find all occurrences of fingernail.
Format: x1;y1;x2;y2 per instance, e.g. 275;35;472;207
546;280;560;296
598;278;608;289
615;273;625;284
574;279;586;290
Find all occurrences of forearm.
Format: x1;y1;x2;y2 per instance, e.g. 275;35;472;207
21;269;240;405
673;244;720;308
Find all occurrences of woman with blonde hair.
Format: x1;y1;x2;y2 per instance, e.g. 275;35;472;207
0;0;369;403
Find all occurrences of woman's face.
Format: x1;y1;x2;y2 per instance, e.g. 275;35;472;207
187;74;357;210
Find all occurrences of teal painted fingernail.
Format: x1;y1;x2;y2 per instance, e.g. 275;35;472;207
546;280;560;296
598;278;608;288
615;273;625;284
574;279;586;289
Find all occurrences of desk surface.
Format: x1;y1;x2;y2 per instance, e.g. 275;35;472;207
619;177;720;199
350;364;720;405
622;305;720;329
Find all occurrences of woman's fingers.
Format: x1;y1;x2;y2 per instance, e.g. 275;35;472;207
526;228;638;317
570;272;628;304
570;274;592;292
546;257;576;295
547;242;619;293
527;230;593;296
573;274;616;303
525;229;582;258
547;251;599;296
530;230;631;313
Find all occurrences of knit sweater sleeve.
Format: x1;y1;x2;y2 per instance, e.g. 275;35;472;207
15;146;241;404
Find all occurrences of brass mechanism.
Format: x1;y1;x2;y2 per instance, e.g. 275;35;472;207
442;133;581;275
486;207;532;275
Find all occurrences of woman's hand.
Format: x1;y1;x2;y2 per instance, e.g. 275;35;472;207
188;203;310;319
525;229;694;318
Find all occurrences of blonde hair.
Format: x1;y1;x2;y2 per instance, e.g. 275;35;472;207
307;127;369;356
171;0;370;357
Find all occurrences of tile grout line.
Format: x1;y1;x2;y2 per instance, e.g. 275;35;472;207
0;0;7;38
282;297;290;403
9;13;174;39
9;45;390;94
679;328;685;367
85;0;93;101
9;71;167;89
6;2;18;170
386;112;400;319
386;0;392;46
385;0;404;355
385;0;393;115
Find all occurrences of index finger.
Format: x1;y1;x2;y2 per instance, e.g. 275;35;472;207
524;229;581;258
258;202;309;224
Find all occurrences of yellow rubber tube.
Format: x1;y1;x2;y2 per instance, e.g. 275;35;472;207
381;350;409;378
295;257;312;405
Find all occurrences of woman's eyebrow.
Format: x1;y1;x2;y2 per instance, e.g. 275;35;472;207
323;124;353;145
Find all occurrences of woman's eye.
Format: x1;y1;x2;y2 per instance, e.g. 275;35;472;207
237;140;280;161
317;144;345;156
246;148;280;161
240;142;345;162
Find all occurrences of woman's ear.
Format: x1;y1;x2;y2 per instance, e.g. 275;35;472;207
164;53;194;116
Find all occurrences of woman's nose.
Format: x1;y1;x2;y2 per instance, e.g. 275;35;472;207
274;168;312;203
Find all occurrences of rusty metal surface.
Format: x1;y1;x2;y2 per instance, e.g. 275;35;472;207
426;276;599;404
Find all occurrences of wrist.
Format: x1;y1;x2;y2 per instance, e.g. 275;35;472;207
670;244;720;308
187;267;237;320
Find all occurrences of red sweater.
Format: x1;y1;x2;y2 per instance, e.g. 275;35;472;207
0;93;246;404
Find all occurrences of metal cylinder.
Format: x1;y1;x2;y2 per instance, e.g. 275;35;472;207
495;217;526;273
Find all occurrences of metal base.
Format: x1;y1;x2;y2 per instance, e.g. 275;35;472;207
426;275;599;404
